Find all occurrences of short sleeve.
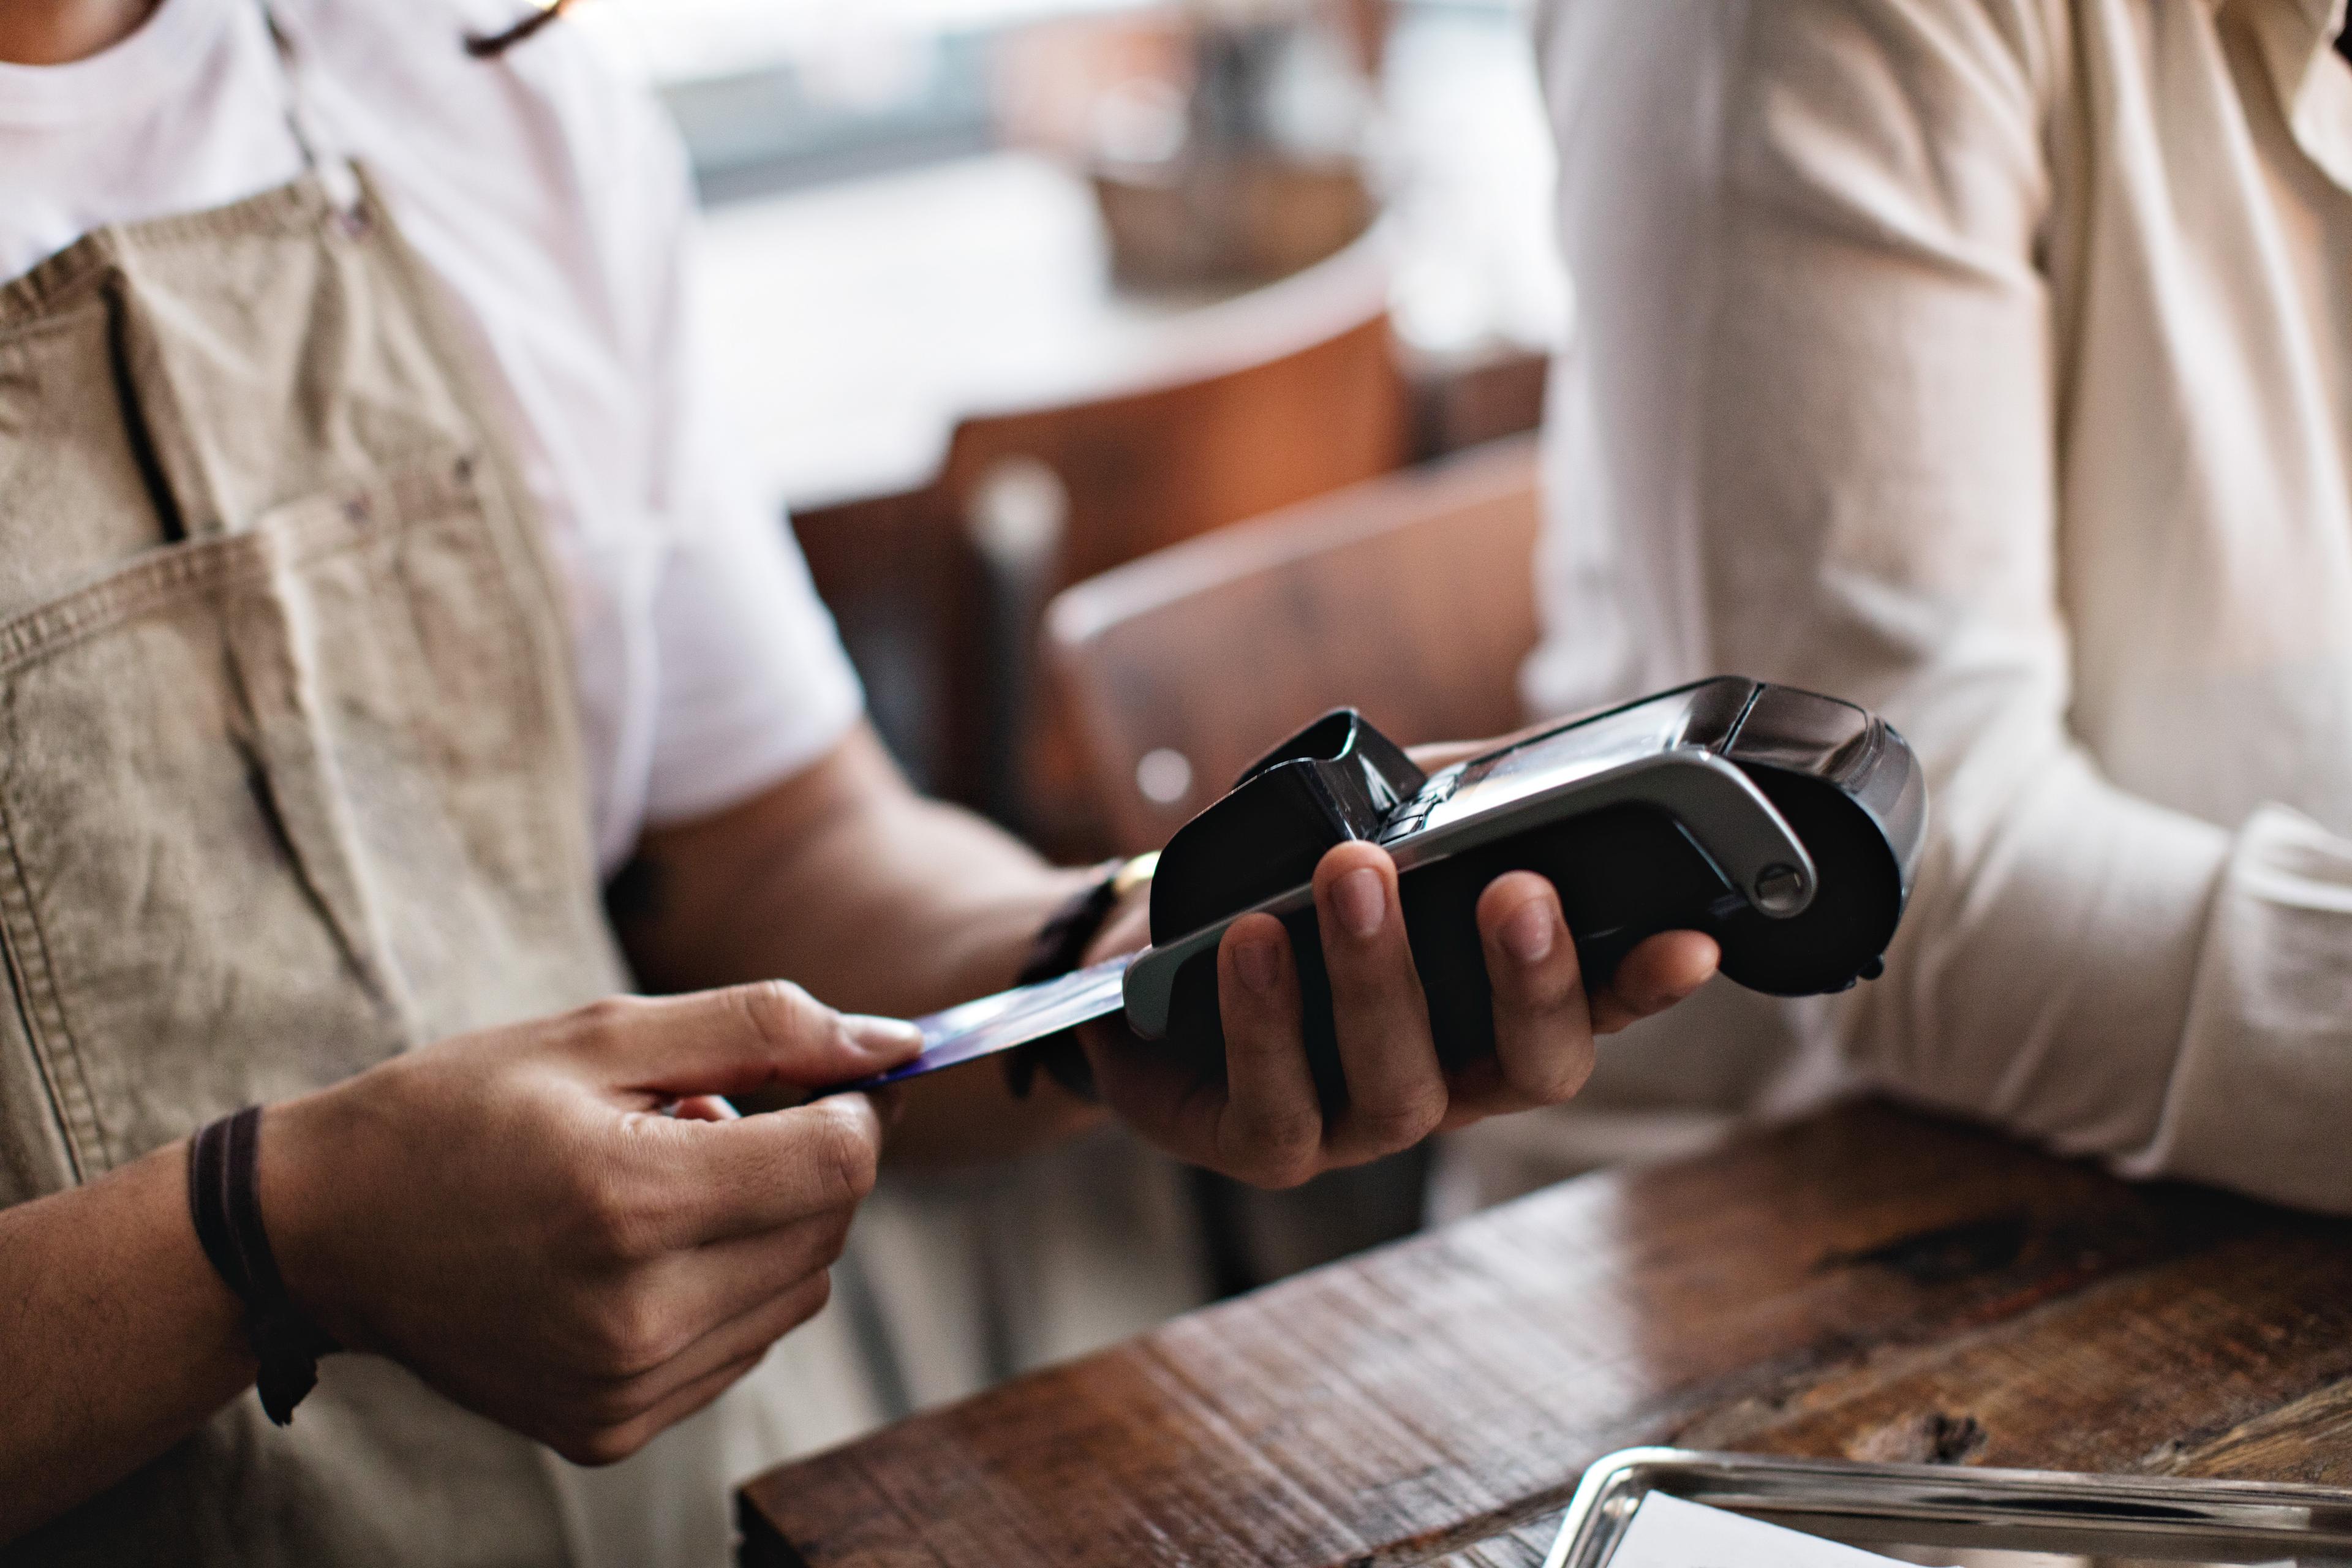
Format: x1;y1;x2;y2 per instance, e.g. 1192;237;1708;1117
637;493;864;830
620;83;864;834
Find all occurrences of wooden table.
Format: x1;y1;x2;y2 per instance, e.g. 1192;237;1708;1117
739;1102;2352;1566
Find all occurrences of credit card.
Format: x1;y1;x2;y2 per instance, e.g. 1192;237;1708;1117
831;955;1136;1091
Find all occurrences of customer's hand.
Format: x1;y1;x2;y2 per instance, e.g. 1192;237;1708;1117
257;984;920;1464
1079;842;1717;1189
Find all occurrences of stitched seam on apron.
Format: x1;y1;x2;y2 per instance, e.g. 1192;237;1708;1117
0;244;117;334
108;182;323;252
0;299;107;356
0;459;483;677
0;183;325;333
475;472;568;892
0;792;106;1177
0;540;275;676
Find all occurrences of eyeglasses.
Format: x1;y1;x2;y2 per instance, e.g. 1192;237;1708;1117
465;0;578;59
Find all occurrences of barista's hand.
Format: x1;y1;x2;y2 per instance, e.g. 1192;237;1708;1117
257;984;920;1464
1079;842;1717;1189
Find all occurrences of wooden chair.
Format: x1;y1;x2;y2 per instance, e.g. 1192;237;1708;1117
1407;342;1549;459
1042;434;1540;854
788;483;977;799
943;308;1406;592
794;264;1409;826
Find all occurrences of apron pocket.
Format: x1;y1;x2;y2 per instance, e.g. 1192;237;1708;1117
0;452;563;1178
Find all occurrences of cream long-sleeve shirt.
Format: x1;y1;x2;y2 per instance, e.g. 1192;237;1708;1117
1517;0;2352;1213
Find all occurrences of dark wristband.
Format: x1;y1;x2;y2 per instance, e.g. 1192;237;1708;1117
187;1106;339;1427
1004;853;1156;1102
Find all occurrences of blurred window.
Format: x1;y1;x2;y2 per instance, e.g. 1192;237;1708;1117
574;0;1526;200
577;1;1151;197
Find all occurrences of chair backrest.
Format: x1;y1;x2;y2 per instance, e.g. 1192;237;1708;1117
944;308;1409;590
1042;435;1541;851
793;247;1409;821
789;482;977;797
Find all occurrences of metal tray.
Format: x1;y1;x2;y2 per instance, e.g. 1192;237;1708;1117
1542;1449;2352;1568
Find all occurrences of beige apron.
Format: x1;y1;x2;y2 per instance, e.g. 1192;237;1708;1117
0;24;1224;1562
0;64;649;1566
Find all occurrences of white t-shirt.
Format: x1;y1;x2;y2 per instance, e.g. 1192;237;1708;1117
0;0;864;876
1492;0;2352;1216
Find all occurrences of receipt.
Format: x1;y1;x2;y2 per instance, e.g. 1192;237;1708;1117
1607;1494;1938;1568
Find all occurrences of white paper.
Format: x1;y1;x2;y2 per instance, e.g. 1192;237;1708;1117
1605;1493;1937;1568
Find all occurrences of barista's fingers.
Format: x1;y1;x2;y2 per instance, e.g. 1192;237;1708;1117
557;1268;831;1465
595;1209;853;1386
653;1093;884;1248
600;1251;836;1419
567;1348;766;1469
1214;914;1324;1189
1313;843;1447;1164
1476;873;1596;1109
1588;930;1720;1035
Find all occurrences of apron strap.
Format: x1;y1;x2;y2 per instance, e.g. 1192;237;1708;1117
255;1;362;213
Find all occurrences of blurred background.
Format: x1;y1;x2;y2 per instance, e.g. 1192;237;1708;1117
572;0;1576;1426
578;0;1564;857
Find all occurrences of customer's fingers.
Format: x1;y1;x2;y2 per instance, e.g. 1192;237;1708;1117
1213;914;1323;1188
1313;843;1447;1164
1587;930;1719;1035
1473;872;1597;1110
1078;1008;1223;1169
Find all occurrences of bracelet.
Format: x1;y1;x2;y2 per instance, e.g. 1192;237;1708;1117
187;1106;340;1427
1004;852;1158;1103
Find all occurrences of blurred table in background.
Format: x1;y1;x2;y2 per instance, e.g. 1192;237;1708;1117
741;1101;2352;1567
694;150;1395;516
674;0;1566;839
689;1;1565;520
717;183;1410;823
